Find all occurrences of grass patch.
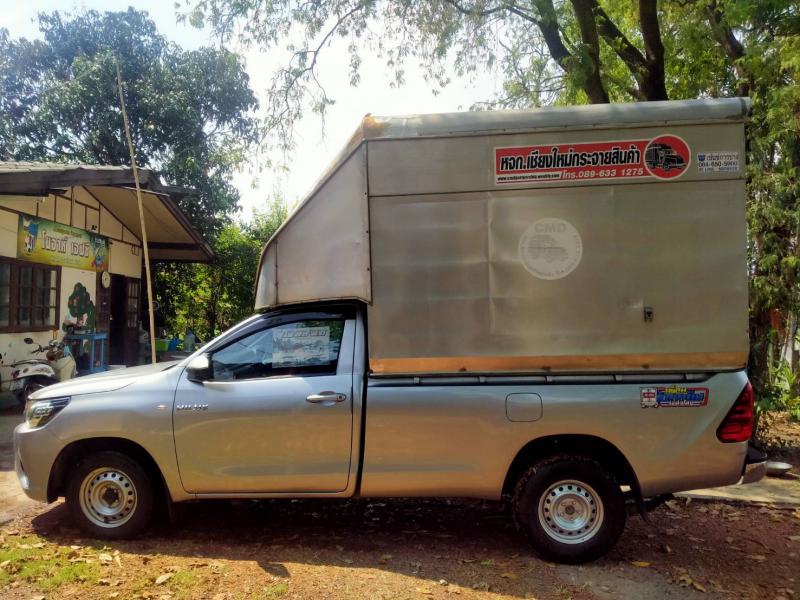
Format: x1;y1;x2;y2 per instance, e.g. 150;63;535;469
233;582;289;600
0;534;100;591
262;582;289;598
169;569;201;598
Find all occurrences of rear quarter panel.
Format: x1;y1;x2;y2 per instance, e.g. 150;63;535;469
360;371;748;498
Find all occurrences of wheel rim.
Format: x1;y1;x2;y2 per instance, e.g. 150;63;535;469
78;467;138;528
538;479;604;544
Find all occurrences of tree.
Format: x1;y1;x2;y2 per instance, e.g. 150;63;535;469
181;0;674;143
0;8;259;236
0;8;270;341
187;1;800;429
154;199;288;340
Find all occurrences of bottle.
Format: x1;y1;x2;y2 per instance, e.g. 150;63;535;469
184;329;196;352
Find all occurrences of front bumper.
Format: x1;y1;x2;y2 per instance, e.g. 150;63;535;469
13;422;62;503
740;446;767;485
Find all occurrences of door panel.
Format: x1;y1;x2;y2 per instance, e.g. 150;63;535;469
173;318;355;494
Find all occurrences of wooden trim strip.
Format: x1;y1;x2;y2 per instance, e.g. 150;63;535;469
369;352;748;374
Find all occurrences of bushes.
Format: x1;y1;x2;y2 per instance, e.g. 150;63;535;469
754;360;800;446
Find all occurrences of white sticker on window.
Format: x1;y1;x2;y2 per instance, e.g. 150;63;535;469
272;326;330;367
697;151;739;174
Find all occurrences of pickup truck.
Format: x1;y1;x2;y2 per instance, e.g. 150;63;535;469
15;98;765;563
14;301;763;563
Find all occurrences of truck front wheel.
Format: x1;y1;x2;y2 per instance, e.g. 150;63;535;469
512;455;626;563
66;451;154;539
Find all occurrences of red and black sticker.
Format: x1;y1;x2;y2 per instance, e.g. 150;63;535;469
495;135;691;185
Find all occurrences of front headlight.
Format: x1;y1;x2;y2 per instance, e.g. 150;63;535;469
25;397;70;428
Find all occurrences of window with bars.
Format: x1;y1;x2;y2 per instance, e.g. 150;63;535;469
0;259;60;332
127;280;140;328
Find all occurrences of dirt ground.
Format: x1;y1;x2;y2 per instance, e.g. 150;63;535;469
0;409;798;600
0;494;798;600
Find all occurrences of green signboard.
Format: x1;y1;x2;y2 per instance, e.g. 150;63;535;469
17;215;109;272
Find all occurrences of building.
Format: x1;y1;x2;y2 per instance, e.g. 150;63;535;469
0;162;213;375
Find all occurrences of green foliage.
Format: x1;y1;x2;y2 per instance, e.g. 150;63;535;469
0;8;267;339
0;534;100;591
186;0;800;442
155;199;287;340
0;8;259;236
754;359;800;441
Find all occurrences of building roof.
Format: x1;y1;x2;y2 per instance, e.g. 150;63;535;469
0;161;213;262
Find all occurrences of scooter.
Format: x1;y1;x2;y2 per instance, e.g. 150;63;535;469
7;337;76;405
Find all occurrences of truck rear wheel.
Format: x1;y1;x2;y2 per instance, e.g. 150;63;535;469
512;455;625;564
66;451;154;539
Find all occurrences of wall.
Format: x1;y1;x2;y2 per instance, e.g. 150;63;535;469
0;192;143;390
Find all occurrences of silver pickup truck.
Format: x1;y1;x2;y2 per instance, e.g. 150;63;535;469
15;99;765;563
15;302;762;563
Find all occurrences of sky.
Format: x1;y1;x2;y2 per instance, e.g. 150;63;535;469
1;1;502;220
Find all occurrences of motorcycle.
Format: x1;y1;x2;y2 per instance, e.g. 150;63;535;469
6;337;77;405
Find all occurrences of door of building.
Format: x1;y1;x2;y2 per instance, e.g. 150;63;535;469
109;275;140;366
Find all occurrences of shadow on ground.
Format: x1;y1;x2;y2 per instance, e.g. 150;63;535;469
30;497;575;598
20;492;800;599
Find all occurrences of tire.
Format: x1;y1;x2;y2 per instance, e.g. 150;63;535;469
66;451;154;539
512;455;626;564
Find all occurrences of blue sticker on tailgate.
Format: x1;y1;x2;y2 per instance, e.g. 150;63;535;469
640;386;709;408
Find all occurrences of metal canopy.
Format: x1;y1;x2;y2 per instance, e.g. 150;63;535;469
256;98;750;375
0;162;213;262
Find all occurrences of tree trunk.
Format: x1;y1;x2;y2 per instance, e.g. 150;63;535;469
570;0;610;103
638;0;668;100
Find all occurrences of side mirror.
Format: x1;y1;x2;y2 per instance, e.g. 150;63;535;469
23;337;34;344
186;354;211;383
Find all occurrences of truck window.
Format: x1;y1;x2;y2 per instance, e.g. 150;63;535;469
210;319;345;380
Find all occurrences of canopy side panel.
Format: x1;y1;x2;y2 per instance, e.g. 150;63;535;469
367;114;749;374
255;242;277;309
368;179;748;373
258;144;370;308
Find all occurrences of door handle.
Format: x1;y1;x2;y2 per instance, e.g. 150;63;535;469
306;391;347;404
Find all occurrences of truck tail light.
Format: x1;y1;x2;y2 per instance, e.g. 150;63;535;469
716;381;754;443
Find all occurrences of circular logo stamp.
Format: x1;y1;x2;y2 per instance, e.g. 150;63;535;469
518;218;582;280
644;134;691;179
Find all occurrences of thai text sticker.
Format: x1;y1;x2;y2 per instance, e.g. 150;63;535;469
495;135;690;184
272;326;331;367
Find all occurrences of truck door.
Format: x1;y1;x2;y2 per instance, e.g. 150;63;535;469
172;312;355;494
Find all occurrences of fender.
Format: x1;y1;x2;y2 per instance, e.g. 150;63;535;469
14;363;56;379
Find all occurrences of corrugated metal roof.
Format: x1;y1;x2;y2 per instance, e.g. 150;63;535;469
0;161;213;262
0;161;140;172
0;161;160;194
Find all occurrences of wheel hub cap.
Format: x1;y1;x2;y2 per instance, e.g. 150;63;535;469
79;468;137;528
538;479;604;544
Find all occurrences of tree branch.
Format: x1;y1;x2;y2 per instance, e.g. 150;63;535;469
500;0;567;76
705;0;749;96
591;0;666;100
638;0;668;100
443;0;513;19
570;0;610;103
593;3;648;74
